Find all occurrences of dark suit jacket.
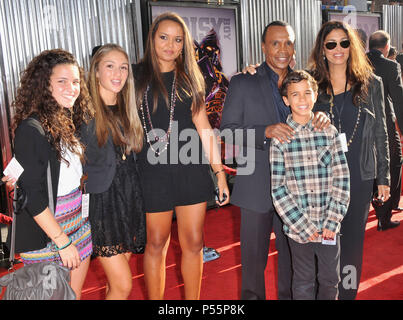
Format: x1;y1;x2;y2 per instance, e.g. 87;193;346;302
367;49;403;133
80;119;117;194
7;116;59;253
396;53;403;74
220;64;281;213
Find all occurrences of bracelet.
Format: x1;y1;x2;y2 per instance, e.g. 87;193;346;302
53;230;64;240
214;169;225;176
55;239;72;251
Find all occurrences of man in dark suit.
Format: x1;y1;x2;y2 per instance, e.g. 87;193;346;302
220;21;328;300
396;44;403;77
368;31;403;230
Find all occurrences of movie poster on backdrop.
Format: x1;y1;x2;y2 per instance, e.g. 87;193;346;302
150;5;239;78
329;12;381;50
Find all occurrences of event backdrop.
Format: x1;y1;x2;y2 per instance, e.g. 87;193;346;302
149;3;239;78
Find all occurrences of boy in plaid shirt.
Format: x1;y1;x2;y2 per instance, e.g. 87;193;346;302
270;70;350;300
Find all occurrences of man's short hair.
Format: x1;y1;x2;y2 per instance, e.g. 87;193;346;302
261;20;294;43
280;70;318;97
369;31;390;50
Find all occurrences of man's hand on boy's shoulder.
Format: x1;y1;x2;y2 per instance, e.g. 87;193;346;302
265;123;295;144
312;112;331;131
242;63;260;75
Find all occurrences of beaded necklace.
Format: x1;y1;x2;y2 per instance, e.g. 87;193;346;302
140;73;176;156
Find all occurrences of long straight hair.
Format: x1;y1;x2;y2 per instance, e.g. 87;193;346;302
88;43;143;153
308;21;373;106
136;12;205;115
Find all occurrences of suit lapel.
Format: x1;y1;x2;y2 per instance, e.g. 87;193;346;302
256;65;281;123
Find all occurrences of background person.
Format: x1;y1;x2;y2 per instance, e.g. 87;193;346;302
367;31;403;230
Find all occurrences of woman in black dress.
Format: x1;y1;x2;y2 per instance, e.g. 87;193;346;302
81;44;145;299
308;21;390;300
135;12;230;300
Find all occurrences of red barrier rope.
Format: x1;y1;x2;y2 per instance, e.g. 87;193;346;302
0;213;12;225
223;165;236;176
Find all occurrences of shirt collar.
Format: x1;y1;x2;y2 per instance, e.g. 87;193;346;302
286;113;315;131
263;62;293;83
369;49;384;58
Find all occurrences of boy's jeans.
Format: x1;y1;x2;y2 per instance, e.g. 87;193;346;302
289;235;341;300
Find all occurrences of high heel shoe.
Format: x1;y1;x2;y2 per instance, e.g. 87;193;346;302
377;220;400;231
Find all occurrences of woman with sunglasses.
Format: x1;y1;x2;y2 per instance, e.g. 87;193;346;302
308;21;390;300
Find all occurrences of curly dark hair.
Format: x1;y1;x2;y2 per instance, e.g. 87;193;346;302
12;49;94;161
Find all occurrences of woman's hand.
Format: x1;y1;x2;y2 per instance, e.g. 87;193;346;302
216;171;230;206
312;112;331;131
1;175;17;187
57;240;81;270
377;185;390;203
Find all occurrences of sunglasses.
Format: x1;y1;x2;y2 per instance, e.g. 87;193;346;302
325;40;350;50
371;191;385;207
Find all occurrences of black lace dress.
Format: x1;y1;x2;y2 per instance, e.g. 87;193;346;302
89;143;146;257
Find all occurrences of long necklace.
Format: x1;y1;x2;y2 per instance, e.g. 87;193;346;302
329;82;361;147
140;73;176;156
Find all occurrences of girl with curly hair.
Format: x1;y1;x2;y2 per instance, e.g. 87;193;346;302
80;43;145;299
9;49;94;299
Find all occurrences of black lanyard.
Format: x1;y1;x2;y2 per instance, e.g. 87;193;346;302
330;80;348;132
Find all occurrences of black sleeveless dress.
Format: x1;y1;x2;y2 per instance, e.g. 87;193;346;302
89;106;146;257
137;70;214;213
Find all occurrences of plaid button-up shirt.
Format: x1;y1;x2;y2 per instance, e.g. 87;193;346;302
270;114;350;244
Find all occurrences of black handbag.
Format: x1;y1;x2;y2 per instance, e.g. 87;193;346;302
0;118;76;300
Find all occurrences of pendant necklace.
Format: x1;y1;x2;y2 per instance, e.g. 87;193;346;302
121;148;126;160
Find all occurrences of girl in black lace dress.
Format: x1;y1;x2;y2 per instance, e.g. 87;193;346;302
81;44;145;299
135;12;230;300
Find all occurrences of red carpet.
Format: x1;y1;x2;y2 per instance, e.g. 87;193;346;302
1;201;402;300
80;202;403;300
